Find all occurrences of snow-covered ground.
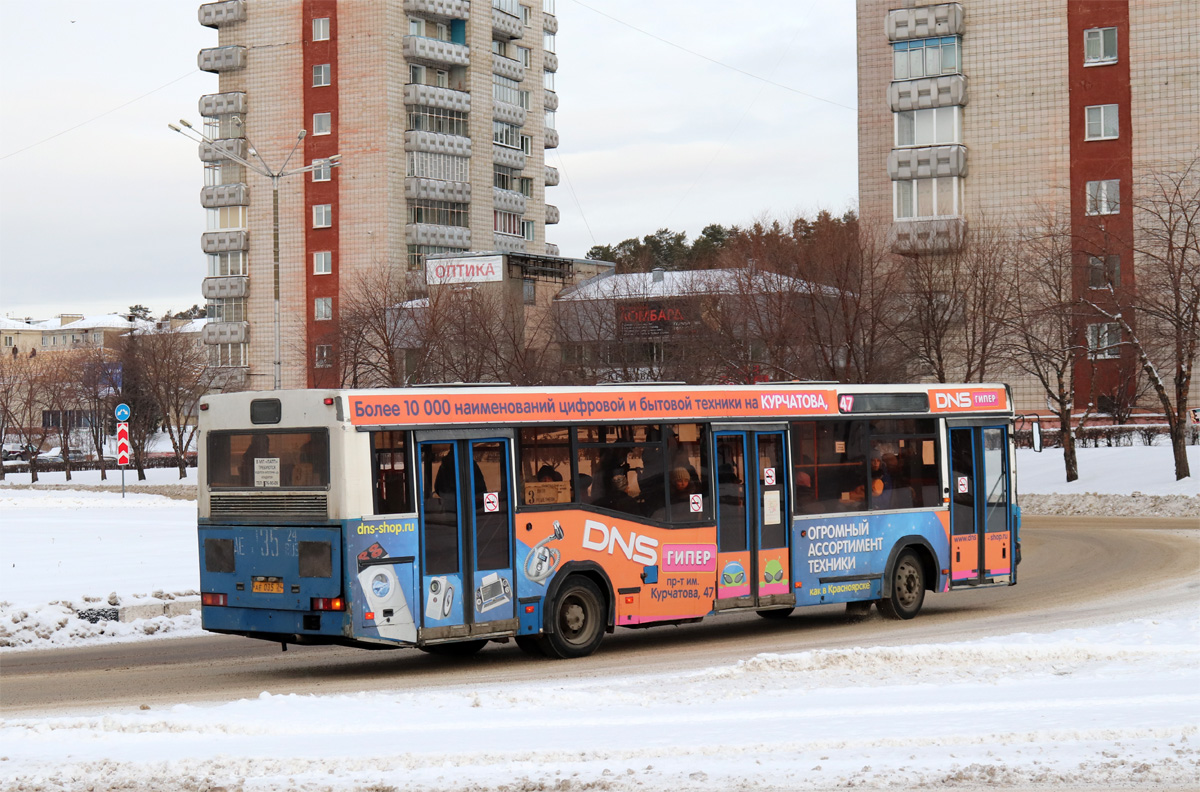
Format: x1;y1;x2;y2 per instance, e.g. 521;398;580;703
1;445;1197;790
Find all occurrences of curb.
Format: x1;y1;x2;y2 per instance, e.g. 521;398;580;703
76;598;200;624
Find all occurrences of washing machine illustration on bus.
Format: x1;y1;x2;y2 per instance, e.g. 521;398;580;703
358;563;416;643
425;575;455;620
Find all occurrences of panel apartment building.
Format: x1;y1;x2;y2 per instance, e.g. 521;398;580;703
857;0;1198;412
195;0;562;390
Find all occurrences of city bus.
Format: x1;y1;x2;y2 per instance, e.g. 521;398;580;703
196;383;1020;658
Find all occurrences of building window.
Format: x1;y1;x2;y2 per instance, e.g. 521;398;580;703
206;205;248;230
312;159;332;181
493;0;519;16
1086;179;1120;216
314;251;332;275
313;112;332;136
1087;322;1121;359
1084;27;1118;65
407;244;467;271
408;200;468;227
313;64;331;87
544;70;555;91
545;110;556;130
516;176;533;197
493;74;529;108
207;251;246;277
543;31;556;53
209;342;247;367
520;134;532;155
407;105;469;137
495;210;522;236
516;45;531;67
895;106;960;147
494;165;516;191
315;297;333;321
206;297;246;323
1085;104;1119;140
313;204;333;228
543;0;555;13
3;335;12;347
315;344;332;368
407;151;469;182
522;220;535;241
894;176;962;220
1088;255;1120;289
408;18;447;39
409;64;425;84
493;120;522;148
204;161;245;187
892;36;961;81
313;17;330;41
521;4;532;26
523;279;536;305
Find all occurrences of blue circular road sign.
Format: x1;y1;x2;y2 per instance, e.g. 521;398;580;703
114;403;131;421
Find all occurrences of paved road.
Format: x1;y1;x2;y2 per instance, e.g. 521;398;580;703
2;516;1196;715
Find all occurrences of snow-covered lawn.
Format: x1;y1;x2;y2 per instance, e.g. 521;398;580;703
1;445;1197;790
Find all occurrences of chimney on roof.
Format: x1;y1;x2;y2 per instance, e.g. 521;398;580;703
651;267;665;283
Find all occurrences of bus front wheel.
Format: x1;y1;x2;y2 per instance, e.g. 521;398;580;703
878;550;925;620
540;576;606;659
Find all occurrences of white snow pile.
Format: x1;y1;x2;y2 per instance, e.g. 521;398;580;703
2;608;1196;791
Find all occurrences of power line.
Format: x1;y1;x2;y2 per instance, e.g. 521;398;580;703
0;70;200;161
550;149;597;248
565;0;854;112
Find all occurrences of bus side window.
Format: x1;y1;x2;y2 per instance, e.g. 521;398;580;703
518;426;573;505
373;431;412;514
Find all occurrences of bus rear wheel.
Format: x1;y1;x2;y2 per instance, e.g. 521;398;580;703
878;550;925;620
418;639;487;657
540;577;606;659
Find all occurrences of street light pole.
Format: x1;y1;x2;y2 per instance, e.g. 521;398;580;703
169;120;340;390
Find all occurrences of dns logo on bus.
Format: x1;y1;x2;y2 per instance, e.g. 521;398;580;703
582;519;659;565
935;391;973;410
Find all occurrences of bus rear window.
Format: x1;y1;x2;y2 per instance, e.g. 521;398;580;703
208;430;330;488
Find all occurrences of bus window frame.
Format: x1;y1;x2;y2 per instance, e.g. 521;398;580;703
206;427;331;491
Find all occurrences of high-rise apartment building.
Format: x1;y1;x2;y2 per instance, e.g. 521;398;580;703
857;0;1198;411
195;0;562;390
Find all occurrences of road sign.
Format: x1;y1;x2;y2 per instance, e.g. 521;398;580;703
114;403;130;421
116;422;130;466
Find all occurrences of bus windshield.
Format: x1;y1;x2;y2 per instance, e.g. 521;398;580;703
207;429;330;489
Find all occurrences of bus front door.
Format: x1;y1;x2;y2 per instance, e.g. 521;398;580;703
714;431;793;610
948;426;1014;587
418;438;518;639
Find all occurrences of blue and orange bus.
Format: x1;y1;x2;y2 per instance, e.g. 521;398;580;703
197;383;1019;658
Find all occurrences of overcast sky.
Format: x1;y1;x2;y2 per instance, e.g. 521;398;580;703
0;1;858;322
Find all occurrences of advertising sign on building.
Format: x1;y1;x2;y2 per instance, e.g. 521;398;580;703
426;255;505;285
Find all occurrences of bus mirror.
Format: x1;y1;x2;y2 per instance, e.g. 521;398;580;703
1031;419;1043;453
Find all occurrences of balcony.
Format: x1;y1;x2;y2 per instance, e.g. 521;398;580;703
545;204;559;224
403;83;471;113
492;6;523;40
492;53;524;82
544;90;558;112
493;187;526;214
402;36;471;68
198;45;246;73
403;0;470;21
890;217;966;256
198;0;246;28
200;183;249;208
406;177;471;203
545;242;560;256
544;128;559;149
202;276;249;300
202;321;249;345
408;224;472;248
199;138;248;163
405;130;472;157
201;230;249;253
492;144;526;170
543;13;558;34
199;91;246;117
888;74;968;112
886;3;964;41
544;165;559;186
208;366;249;392
888;145;968;180
493;233;526;254
492;100;526;127
543;51;558;73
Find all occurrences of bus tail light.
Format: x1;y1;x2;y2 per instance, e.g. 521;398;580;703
201;592;227;607
324;397;335;405
311;597;345;611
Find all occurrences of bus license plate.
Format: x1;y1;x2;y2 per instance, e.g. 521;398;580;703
252;578;284;594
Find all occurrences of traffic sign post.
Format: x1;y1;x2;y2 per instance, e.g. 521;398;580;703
116;416;131;498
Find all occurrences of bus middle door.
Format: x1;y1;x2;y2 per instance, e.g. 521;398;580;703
418;437;518;640
948;425;1014;587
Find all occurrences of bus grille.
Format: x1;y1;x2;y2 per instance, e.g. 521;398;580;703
209;493;329;520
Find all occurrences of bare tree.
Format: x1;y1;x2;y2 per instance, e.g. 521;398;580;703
135;323;212;479
117;332;161;482
1083;161;1200;478
78;344;121;481
1003;211;1090;481
1;352;55;483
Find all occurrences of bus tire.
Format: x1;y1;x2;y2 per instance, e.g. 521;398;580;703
878;549;925;620
515;635;547;658
756;607;794;620
418;639;487;657
540;576;606;659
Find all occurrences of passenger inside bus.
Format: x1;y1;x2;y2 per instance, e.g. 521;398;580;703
652;467;696;521
594;471;639;515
